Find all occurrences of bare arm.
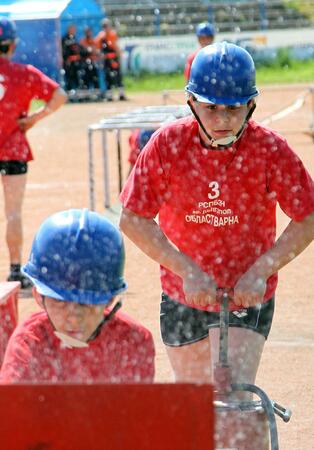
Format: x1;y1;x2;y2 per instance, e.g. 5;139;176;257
119;207;217;307
234;212;314;307
18;87;68;132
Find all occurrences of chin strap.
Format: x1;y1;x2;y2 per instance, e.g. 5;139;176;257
87;300;123;342
42;295;123;349
53;331;89;349
187;99;256;149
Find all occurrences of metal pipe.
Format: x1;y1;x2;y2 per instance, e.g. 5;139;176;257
232;383;279;450
116;129;123;193
310;86;314;139
101;129;110;209
219;292;229;366
87;105;191;210
88;127;95;211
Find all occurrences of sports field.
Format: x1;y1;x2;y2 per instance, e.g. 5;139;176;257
0;84;313;449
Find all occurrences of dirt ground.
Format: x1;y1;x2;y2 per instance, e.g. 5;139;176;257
0;85;313;449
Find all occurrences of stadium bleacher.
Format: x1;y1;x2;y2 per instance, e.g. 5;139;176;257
97;0;313;37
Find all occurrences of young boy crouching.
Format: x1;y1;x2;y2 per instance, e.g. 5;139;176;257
0;209;155;383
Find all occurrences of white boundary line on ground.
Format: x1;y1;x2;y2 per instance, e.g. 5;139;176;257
27;182;86;190
268;340;314;348
163;87;313;126
261;91;308;126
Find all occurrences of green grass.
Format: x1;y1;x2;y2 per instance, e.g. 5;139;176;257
124;58;314;93
284;0;314;20
124;72;186;93
256;58;314;85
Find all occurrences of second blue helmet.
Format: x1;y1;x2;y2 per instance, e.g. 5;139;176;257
23;209;127;304
186;42;259;105
0;16;17;42
196;22;215;37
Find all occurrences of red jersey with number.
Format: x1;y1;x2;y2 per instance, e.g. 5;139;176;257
0;310;155;383
0;57;59;161
120;116;314;311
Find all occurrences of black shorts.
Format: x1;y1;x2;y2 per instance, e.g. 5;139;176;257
160;293;275;347
0;161;28;175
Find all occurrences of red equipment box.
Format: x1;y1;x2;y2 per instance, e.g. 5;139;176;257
0;383;215;450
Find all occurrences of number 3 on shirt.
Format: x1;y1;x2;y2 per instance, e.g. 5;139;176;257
208;181;220;199
0;74;6;100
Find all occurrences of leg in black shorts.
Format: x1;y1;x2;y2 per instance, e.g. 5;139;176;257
160;292;274;347
0;161;28;175
1;161;32;289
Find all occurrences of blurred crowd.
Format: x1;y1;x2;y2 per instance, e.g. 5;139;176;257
61;18;126;101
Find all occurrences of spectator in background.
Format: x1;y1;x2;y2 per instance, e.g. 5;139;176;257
79;27;101;91
184;22;215;82
62;24;82;91
95;18;127;101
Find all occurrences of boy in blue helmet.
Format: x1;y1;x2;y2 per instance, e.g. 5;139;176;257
119;42;314;397
184;22;215;82
0;209;155;383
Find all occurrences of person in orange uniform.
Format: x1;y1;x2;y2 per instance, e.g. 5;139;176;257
95;18;126;101
62;24;82;91
80;27;101;90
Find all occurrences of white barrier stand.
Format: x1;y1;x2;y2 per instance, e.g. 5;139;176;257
87;105;191;210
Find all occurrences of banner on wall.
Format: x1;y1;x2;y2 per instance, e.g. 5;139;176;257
121;29;314;75
121;36;196;74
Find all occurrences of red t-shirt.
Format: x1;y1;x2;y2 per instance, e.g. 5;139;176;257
120;116;314;311
0;57;59;161
184;50;198;82
0;310;155;383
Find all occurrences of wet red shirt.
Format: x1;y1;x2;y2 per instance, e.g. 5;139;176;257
120;116;314;311
0;310;155;383
0;57;59;161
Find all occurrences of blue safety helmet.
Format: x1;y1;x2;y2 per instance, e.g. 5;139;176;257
0;16;17;42
138;129;155;150
22;209;127;304
186;42;259;105
196;22;215;37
